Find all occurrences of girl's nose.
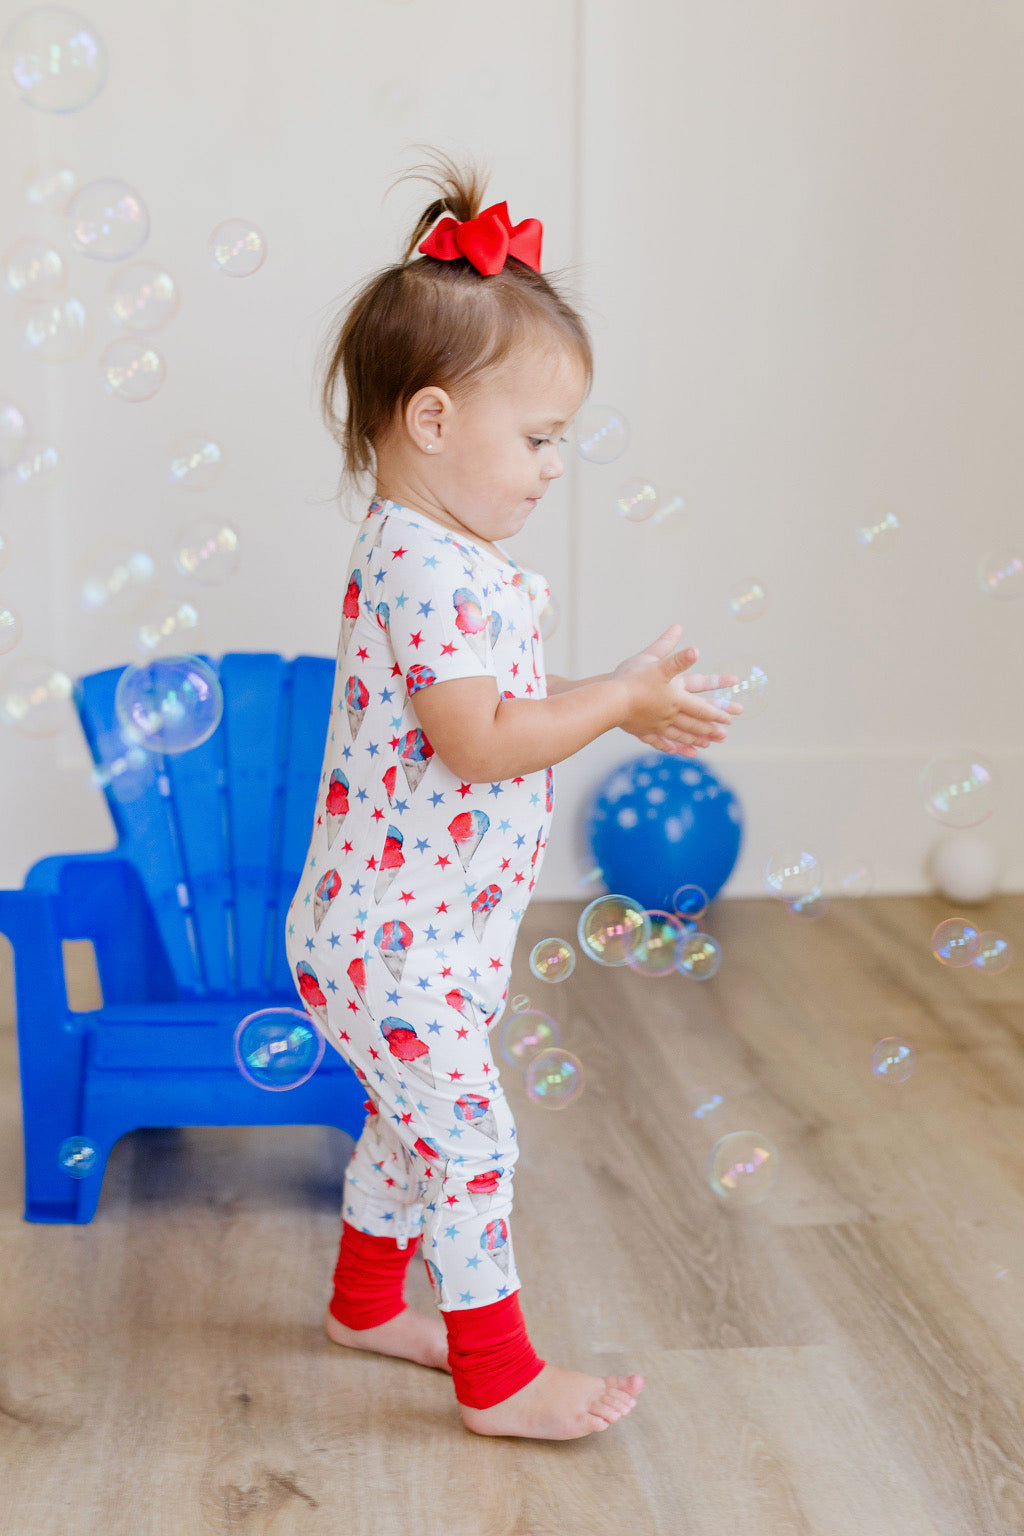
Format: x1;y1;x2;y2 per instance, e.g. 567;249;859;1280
542;457;564;481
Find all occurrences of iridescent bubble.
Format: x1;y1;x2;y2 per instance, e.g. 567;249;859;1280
977;550;1023;600
971;931;1012;974
538;593;558;640
856;509;900;549
786;888;829;921
672;883;708;921
0;656;73;736
0;604;23;655
651;492;686;525
233;1007;325;1091
708;658;768;719
100;337;165;402
76;540;156;615
764;845;821;900
107;260;179;331
510;994;530;1013
89;726;155;804
2;8;107;112
676;931;722;980
686;1085;725;1120
575;855;604;889
922;753;994;829
727;578;768;621
931;917;980;968
577;893;649;966
114;654;223;755
57;1136;98;1177
625;909;685;977
574;404;630;464
173;519;240;585
67;179;149;260
2;237;66;300
0;398;29;468
529;937;576;982
132;592;200;656
21;293;91;361
9;441;61;488
499;1008;559;1068
708;1131;780;1206
168;431;224;492
524;1048;584;1109
615;476;659;523
209;219;266;277
24;160;77;207
871;1037;915;1082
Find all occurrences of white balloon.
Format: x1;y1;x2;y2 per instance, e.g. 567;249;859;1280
929;834;1000;905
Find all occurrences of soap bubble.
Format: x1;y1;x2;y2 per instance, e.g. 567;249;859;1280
625;909;685;977
107;260;179;331
529;937;576;982
970;931;1012;974
977;550;1023;600
209;219;266;276
0;656;73;736
89;726;155;803
577;893;649;966
764;845;821;900
677;931;722;980
2;8;107;112
168;431;223;492
871;1037;915;1083
651;492;686;525
24;160;77;207
499;1008;560;1068
510;994;530;1013
727;578;768;621
538;593;558;640
9;442;62;489
856;509;900;549
575;855;604;889
524;1048;583;1109
234;1007;325;1091
574;404;629;464
686;1085;725;1120
2;237;66;300
0;398;29;467
100;337;165;402
931;917;980;968
708;1131;780;1206
57;1136;99;1177
615;476;659;523
786;888;829;921
922;753;994;829
114;655;223;755
672;883;708;921
76;540;156;615
709;657;768;719
21;293;91;361
829;860;873;897
0;604;23;655
67;179;149;260
132;593;200;656
173;518;240;584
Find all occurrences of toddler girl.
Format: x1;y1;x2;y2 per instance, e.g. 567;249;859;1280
285;150;739;1442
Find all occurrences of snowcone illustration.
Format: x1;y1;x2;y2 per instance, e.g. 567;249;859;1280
382;764;397;806
424;1257;443;1298
374;824;405;900
489;609;502;648
345;675;369;740
326;768;349;847
399;728;434;794
467;1168;502;1215
342;568;362;652
471;883;502;942
406;662;436;697
374;600;389;633
455;1092;500;1143
448;808;489;872
374;919;413;984
313;868;341;932
295;961;328;1030
481;1216;512;1277
544;764;554;813
346;953;369;1011
381;1016;435;1090
452;586;489;665
414;1134;443;1166
446;987;477;1023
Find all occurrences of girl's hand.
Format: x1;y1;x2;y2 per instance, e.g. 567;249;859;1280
613;624;742;755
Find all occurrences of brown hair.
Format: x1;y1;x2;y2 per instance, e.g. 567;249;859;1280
318;147;593;510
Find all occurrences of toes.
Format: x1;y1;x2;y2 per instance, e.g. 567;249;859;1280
604;1388;636;1411
611;1373;645;1395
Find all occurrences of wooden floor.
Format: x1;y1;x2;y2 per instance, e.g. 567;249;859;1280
2;893;1023;1535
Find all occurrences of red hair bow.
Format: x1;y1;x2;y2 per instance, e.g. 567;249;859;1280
418;200;543;276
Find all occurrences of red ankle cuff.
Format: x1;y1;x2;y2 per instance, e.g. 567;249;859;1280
328;1220;421;1330
443;1290;546;1409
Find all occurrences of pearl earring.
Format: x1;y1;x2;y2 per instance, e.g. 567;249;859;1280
424;443;433;451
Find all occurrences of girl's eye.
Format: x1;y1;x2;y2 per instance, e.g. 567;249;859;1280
528;436;569;449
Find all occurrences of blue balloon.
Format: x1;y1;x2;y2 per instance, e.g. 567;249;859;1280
585;753;743;912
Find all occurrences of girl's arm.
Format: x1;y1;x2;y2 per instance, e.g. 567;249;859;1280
545;672;610;695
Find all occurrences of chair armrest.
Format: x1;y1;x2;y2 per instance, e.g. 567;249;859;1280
0;886;74;1034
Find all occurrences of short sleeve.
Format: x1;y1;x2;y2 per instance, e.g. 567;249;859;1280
374;519;499;699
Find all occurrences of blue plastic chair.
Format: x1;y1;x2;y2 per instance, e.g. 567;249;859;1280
0;652;366;1223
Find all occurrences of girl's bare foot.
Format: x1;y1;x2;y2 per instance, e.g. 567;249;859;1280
324;1305;451;1373
459;1364;644;1440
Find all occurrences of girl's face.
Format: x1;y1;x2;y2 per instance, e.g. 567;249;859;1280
383;341;589;549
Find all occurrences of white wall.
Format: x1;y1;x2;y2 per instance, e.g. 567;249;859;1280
1;0;1022;901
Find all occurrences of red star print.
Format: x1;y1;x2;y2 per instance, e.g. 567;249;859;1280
513;870;525;884
315;813;322;828
368;1046;381;1061
456;782;473;799
510;662;519;676
339;1030;351;1042
500;857;511;872
400;1111;413;1126
440;965;452;979
389;735;400;751
391;545;407;560
445;1194;459;1208
385;1176;397;1188
456;1025;469;1039
512;777;524;786
440;641;457;656
525;683;534;694
366;855;378;870
447;1070;464;1082
435;854;451;870
357;646;369;661
398;889;415;905
436;901;449;913
371;806;384;822
391;662;402;678
353;928;365;942
409;630;424;649
488;956;503;970
481;1061;491;1075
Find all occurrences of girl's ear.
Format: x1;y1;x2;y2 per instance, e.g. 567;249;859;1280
406;386;450;447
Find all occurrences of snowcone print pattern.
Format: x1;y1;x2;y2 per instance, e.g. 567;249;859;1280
455;1092;500;1143
481;1216;512;1277
448;809;489;872
295;961;328;1029
313;868;340;932
545;765;554;813
471;883;502;942
374;824;405;900
406;663;436;696
346;953;369;1011
381;1017;435;1090
344;675;368;740
453;586;489;665
382;764;397;805
374;919;413;984
326;769;349;847
399;727;433;794
374;601;389;632
342;568;361;652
